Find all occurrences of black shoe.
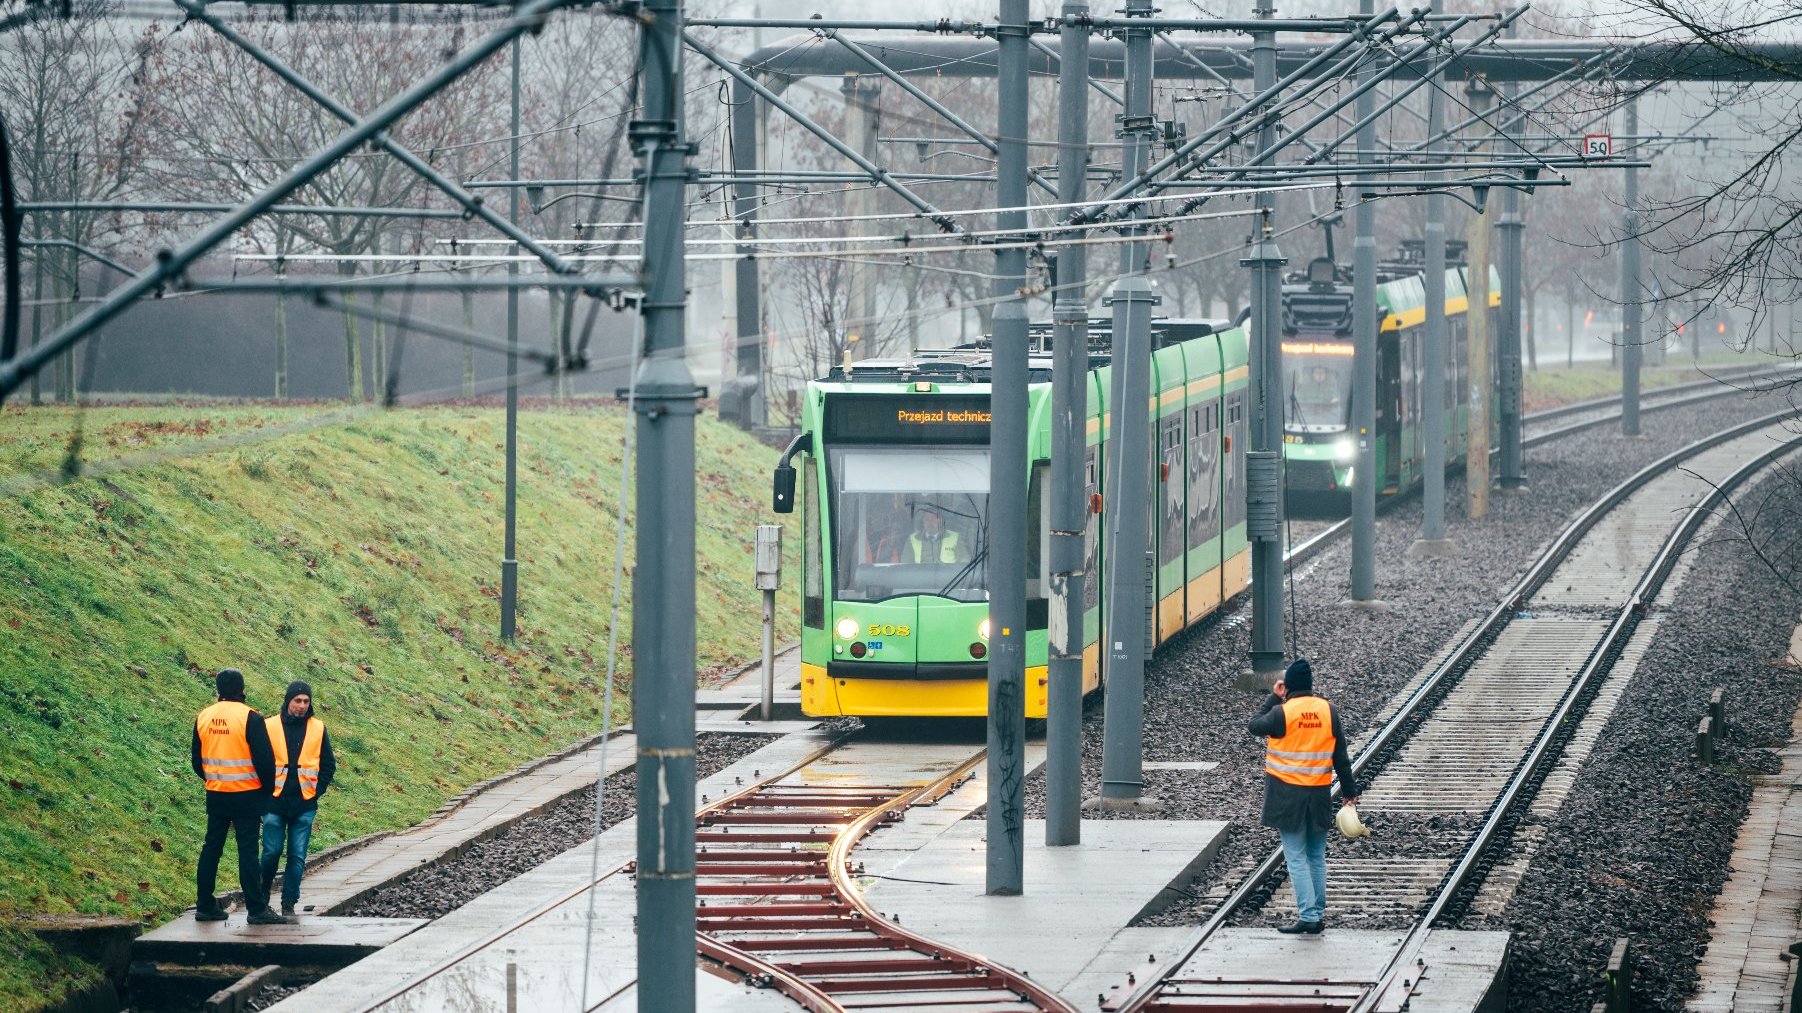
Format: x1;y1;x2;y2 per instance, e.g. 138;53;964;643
193;907;228;923
1276;919;1324;935
246;907;289;926
281;902;297;918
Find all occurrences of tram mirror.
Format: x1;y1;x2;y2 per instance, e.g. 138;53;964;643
772;465;797;514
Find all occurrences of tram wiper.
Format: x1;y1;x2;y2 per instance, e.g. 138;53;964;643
936;544;988;598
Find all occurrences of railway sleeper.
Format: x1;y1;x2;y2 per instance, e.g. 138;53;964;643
698;830;839;843
694;902;852;917
720;930;897;944
697;882;838;897
697;863;828;876
700;916;865;931
777;956;971;976
810;971;1007;994
696;848;824;861
702;812;861;825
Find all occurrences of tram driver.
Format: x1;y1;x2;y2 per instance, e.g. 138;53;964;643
907;509;967;564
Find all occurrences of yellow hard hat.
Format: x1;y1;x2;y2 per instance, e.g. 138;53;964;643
1336;803;1371;839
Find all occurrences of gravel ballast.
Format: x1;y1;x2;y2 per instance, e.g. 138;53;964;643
342;731;774;921
1018;393;1802;1010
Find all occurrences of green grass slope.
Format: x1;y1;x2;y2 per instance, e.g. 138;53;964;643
0;401;796;1008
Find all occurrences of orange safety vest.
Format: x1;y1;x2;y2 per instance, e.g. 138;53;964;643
1264;696;1336;788
197;701;262;793
266;715;326;800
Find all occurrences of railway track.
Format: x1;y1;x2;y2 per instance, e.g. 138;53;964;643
352;738;1071;1012
693;754;1077;1013
1282;361;1802;567
1111;410;1802;1012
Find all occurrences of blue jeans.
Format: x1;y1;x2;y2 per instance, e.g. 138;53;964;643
260;809;315;907
1279;824;1328;924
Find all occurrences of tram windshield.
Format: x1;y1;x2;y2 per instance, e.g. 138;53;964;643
828;447;990;603
1285;355;1352;431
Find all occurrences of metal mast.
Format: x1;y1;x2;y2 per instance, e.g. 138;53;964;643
632;0;700;1007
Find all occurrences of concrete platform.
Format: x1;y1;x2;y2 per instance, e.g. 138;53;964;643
1131;928;1510;1013
862;818;1228;1005
133;915;427;969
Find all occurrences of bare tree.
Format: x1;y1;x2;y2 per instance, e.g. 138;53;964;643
0;0;154;402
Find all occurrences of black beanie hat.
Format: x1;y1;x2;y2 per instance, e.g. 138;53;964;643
1284;658;1313;693
215;668;245;700
284;680;314;718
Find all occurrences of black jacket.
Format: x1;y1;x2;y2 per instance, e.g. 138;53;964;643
1248;692;1359;832
268;714;336;818
190;699;276;799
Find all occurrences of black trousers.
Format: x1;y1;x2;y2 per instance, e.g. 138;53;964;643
196;791;267;912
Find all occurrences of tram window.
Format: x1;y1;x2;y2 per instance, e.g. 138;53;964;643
827;447;991;603
1027;463;1047;602
803;462;823;628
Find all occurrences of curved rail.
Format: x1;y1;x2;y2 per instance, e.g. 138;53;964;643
694;752;1079;1012
1116;409;1802;1013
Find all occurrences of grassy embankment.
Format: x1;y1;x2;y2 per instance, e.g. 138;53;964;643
0;401;797;1009
1519;348;1786;412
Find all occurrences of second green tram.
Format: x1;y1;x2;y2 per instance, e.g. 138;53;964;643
1281;256;1502;502
771;320;1251;719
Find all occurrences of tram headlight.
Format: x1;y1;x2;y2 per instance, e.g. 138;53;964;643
1334;437;1356;463
978;618;992;640
836;616;859;640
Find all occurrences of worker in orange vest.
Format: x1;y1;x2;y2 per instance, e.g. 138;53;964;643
260;681;336;919
192;669;284;924
1247;658;1360;935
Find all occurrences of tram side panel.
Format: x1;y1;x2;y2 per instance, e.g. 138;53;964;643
1181;334;1226;629
1153;342;1189;643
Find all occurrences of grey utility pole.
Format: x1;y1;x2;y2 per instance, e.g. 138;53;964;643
1046;0;1090;848
1620;96;1641;437
1497;49;1525;488
1243;3;1288;680
1414;0;1454;556
1349;0;1379;603
1100;0;1157;806
1465;76;1494;521
633;0;700;1007
986;0;1030;895
501;36;521;642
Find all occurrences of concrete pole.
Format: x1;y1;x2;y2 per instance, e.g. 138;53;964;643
842;77;882;344
633;0;699;1006
1242;3;1288;680
1497;58;1525;488
1099;0;1158;806
730;76;763;426
1413;0;1454;555
1046;0;1090;848
1348;0;1379;602
986;0;1030;895
1621;97;1642;437
1464;77;1493;520
501;36;520;642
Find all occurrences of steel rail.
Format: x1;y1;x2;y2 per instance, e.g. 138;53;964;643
1118;407;1802;1012
1350;416;1802;1013
695;751;1080;1012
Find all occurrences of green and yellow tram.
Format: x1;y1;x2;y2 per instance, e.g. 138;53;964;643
1281;255;1501;503
771;319;1252;719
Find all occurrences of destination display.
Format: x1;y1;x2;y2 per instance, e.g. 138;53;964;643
823;394;993;444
